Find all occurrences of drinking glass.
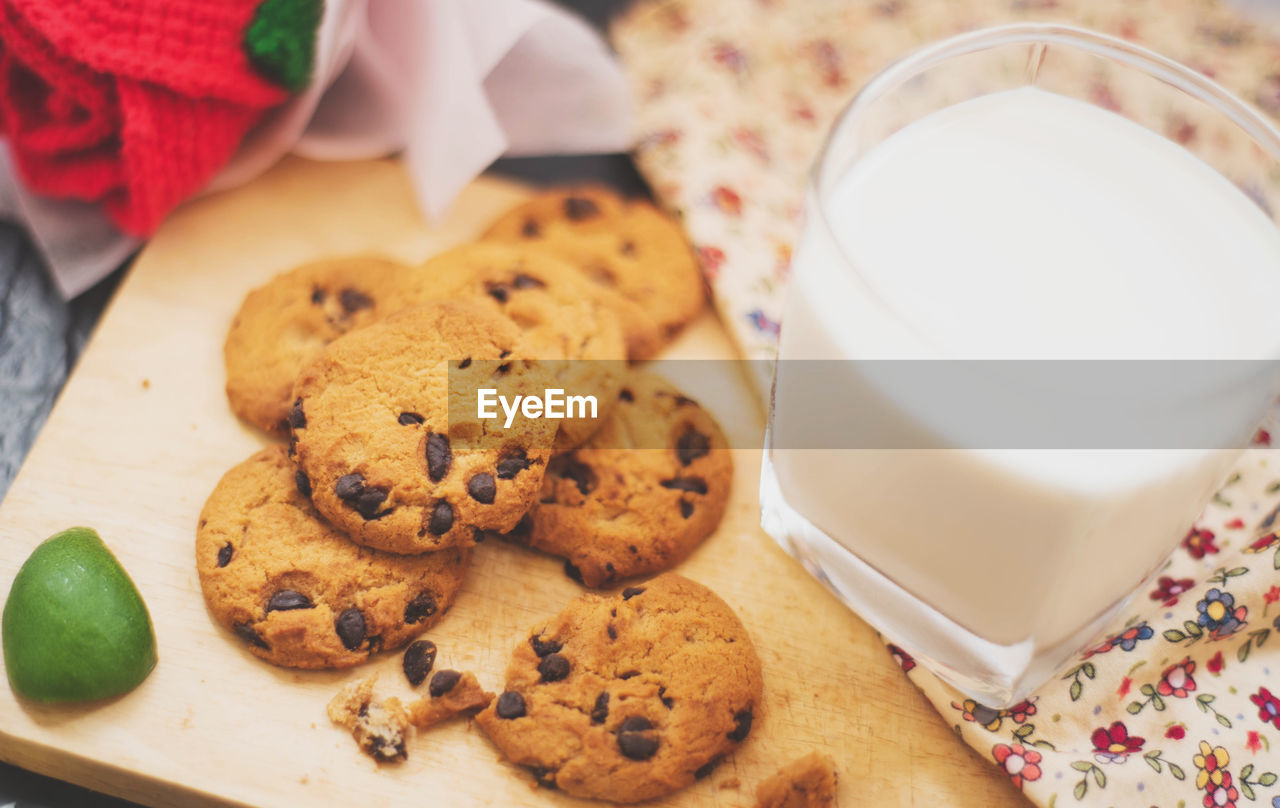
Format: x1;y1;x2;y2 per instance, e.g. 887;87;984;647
760;24;1280;707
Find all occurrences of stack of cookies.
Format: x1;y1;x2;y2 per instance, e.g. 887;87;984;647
195;187;766;803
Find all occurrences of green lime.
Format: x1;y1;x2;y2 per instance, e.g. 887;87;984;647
3;527;157;703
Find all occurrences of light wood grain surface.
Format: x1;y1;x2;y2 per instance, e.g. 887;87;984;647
0;157;1026;807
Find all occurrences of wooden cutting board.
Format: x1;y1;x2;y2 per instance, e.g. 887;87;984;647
0;157;1025;807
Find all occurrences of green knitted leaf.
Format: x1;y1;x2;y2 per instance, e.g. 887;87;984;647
244;0;324;92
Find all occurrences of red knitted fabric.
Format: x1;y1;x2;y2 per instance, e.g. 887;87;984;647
0;0;288;235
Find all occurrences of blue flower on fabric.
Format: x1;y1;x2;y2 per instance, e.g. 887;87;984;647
1083;622;1154;657
1196;588;1246;637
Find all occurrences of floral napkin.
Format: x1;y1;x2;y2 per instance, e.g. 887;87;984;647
612;1;1280;804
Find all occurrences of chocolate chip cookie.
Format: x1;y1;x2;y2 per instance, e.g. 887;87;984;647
196;446;468;669
508;371;732;587
224;255;414;435
483;186;706;359
291;302;558;554
476;573;763;802
420;242;628;449
327;674;411;763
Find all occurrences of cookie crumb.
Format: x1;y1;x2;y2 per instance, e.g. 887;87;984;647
754;752;838;808
327;675;410;763
141;378;150;389
407;670;494;729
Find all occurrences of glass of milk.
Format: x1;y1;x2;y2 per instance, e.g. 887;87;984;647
761;24;1280;707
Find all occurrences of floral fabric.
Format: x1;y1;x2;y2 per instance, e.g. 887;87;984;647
613;1;1280;804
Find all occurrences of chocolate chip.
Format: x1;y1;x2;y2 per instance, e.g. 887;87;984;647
360;730;406;762
628;544;639;554
287;398;306;430
680;500;694;519
335;473;364;500
529;766;557;789
694;757;723;780
521;219;540;238
591;692;609;724
266;590;313;612
676;428;710;465
557;458;594;495
496;449;531;479
402;639;437;686
500;350;512;359
295;470;312;498
620;240;636;257
398;412;424;426
495;362;512;375
728;708;753;742
622;586;645;600
618;732;659;760
426;433;452;481
659;686;673;709
335;607;366;651
234;622;269;649
495;691;526;719
512;273;545;290
472;527;486;543
530;635;562;657
607;625;617;640
339;288;374;313
429;669;462;697
355;486;388;518
427;500;454;536
405;590;438;624
487;284;510;303
458;358;472;369
619;388;634;402
617;716;659;760
468;473;496;504
660;477;707;494
619;670;640;680
564;196;600;220
310;287;325;304
216;543;233;567
619;715;652;732
564;560;583;583
538;653;570;682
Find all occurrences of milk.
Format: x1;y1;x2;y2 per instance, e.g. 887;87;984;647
764;87;1280;686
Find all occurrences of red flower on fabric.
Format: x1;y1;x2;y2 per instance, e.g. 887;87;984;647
1150;575;1197;607
711;185;742;216
1266;586;1280;606
886;643;915;673
710;41;748;75
1224;518;1245;530
732;127;769;162
1183;527;1220;559
1092;721;1145;763
992;743;1042;788
0;0;289;234
1166;724;1187;740
1246;731;1263;754
695;245;726;281
1254;428;1272;446
1117;676;1132;699
1157;658;1197;698
1251;687;1280;729
1207;651;1224;675
1245;533;1279;554
804;39;845;88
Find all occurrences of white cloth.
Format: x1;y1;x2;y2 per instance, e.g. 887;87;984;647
0;0;632;298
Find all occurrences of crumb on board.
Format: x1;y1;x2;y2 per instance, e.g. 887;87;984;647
327;674;410;764
141;378;150;389
754;751;839;808
406;670;494;729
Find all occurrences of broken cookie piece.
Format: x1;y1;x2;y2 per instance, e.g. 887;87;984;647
327;675;411;763
407;669;494;729
755;752;838;808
